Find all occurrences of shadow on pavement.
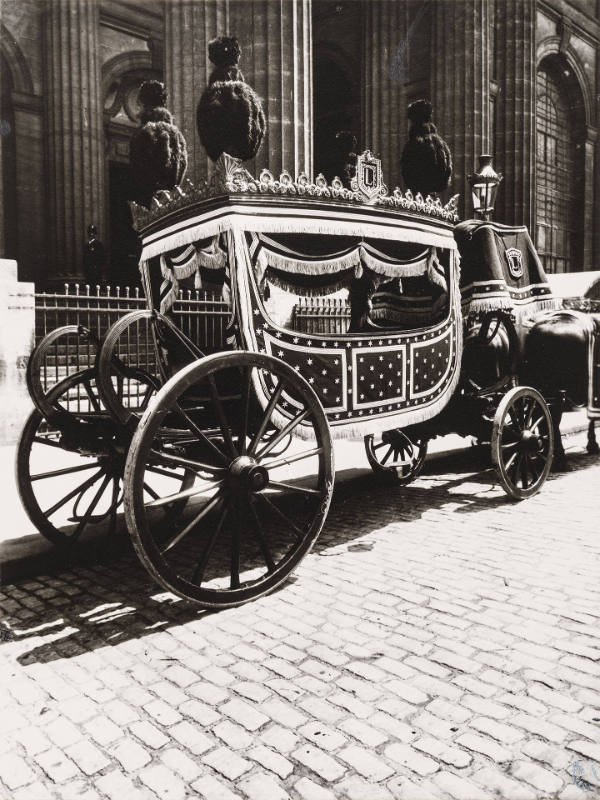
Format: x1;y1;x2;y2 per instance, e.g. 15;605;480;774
3;447;597;668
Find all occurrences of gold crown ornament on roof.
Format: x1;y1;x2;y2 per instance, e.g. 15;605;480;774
129;151;460;232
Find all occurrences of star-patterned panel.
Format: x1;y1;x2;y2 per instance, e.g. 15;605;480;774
410;328;453;398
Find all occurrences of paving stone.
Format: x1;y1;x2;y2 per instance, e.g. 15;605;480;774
414;736;473;768
192;774;241;800
248;745;294;778
511;760;564;794
143;698;183;726
35;747;80;782
338;718;388;748
294;776;337;800
111;739;152;771
434;770;494;799
0;753;36;789
384;743;440;776
139;764;187;800
130;719;170;749
160;747;203;781
338;744;395;781
456;732;511;763
13;781;54;800
260;725;299;754
64;740;110;776
240;772;290;800
95;769;149;800
471;767;537;800
83;715;123;747
203;746;252;780
292;744;346;781
299;721;347;751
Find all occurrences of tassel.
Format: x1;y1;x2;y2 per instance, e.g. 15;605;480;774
355;262;363;279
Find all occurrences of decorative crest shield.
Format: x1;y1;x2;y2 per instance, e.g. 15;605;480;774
504;247;524;279
352;150;385;201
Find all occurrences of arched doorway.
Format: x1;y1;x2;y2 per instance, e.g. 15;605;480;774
104;63;161;286
535;57;586;273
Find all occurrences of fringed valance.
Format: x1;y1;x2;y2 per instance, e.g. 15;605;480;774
157;236;227;313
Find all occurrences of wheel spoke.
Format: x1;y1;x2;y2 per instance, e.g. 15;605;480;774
258;492;304;540
501;440;519;450
83;380;102;413
208;374;238;458
373;440;388;451
525;398;536;427
249;380;285;455
161;493;223;554
510;453;522;484
31;460;101;481
146;478;222;510
238;366;252;455
248;498;275;573
145;464;190;481
140;383;155;411
255;409;310;461
173;404;230;466
262;447;323;471
43;468;105;517
143;482;159;500
529;415;546;433
191;505;228;585
526;454;541;483
71;473;112;542
519;454;529;489
504;450;519;473
268;480;320;496
380;445;394;466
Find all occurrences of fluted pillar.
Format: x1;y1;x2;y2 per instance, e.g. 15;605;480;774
44;0;104;280
361;1;406;191
228;0;313;177
431;0;490;218
165;0;230;185
494;0;535;228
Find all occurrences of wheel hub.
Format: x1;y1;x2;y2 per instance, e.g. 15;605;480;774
228;455;269;493
519;429;540;453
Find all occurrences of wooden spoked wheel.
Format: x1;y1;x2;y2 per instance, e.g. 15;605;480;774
96;311;165;430
17;369;186;546
124;352;334;608
364;429;428;484
491;386;554;500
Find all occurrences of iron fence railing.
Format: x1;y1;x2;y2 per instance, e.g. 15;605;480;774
293;297;351;335
34;284;230;397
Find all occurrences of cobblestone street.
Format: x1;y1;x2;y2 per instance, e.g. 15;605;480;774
1;435;599;800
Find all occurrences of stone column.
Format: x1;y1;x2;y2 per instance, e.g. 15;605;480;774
228;0;313;178
431;0;490;219
166;0;313;181
164;0;230;185
361;1;406;191
493;0;535;228
44;0;105;282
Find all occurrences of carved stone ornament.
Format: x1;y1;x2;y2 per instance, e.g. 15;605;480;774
129;150;460;231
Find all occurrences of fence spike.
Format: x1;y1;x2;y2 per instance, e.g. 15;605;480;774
135;286;140;297
75;283;80;295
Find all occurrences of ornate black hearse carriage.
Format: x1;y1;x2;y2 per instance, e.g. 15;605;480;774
17;152;599;607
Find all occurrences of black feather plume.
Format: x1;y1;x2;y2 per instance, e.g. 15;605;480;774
401;99;452;196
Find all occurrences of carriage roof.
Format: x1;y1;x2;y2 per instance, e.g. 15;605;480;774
130;158;460;265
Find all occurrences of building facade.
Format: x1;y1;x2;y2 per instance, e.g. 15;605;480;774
1;0;599;286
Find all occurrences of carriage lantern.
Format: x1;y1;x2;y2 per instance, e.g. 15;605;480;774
468;154;502;220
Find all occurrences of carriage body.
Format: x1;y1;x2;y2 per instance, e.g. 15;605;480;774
136;180;462;442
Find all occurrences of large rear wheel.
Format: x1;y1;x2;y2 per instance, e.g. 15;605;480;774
124;352;334;608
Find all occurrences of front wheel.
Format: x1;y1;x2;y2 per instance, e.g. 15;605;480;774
124;352;334;608
491;386;554;500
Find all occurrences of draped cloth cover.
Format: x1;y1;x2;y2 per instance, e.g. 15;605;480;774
455;221;560;323
246;232;447;298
